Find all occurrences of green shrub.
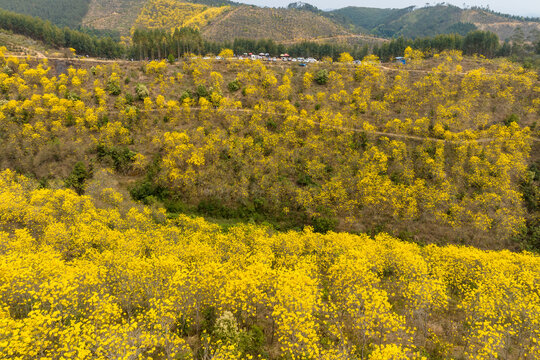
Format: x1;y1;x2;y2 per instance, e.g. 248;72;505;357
64;113;76;127
238;325;266;357
65;161;91;195
65;91;80;101
227;79;241;92
96;144;136;173
2;65;14;76
106;77;121;96
314;69;329;85
196;84;209;99
197;198;234;218
135;83;149;100
179;90;192;102
124;93;134;105
129;179;166;203
504;113;519;126
312;216;338;233
97;115;109;127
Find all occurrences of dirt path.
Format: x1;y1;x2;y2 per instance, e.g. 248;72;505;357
200;6;242;36
2;40;46;59
107;106;540;143
279;34;387;45
5;52;532;79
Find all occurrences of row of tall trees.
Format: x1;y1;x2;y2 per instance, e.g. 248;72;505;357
130;29;371;60
374;31;502;60
131;28;205;60
130;28;518;62
129;29;371;60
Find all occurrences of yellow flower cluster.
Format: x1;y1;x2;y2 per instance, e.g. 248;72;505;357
0;169;538;358
133;0;230;32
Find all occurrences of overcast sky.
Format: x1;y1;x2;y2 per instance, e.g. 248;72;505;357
237;0;540;18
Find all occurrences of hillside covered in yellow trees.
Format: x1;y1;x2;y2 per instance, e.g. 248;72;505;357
133;0;230;33
0;42;539;359
0;163;539;359
1;48;538;246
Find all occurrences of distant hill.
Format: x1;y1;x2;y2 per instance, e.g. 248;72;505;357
82;0;147;36
373;5;470;38
132;0;230;34
201;6;349;42
325;4;540;41
461;9;540;42
326;6;413;34
0;0;90;28
82;0;239;36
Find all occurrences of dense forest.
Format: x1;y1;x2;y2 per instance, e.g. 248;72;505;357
0;0;90;28
0;8;123;58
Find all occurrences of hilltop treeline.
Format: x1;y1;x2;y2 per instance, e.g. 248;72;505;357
374;31;502;59
470;5;540;23
0;0;90;28
0;8;123;58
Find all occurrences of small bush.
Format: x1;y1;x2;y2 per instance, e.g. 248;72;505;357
97;115;109;127
504;113;519;126
65;91;80;101
124;93;134;105
106;77;121;96
312;216;338;233
129;179;166;203
238;325;266;357
135;83;149;100
228;79;241;92
296;173;314;187
196;84;209;99
65;161;91;195
96;145;136;173
179;90;192;102
197;198;234;218
314;69;329;85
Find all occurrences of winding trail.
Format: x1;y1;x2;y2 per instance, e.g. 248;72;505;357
108;106;540;143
